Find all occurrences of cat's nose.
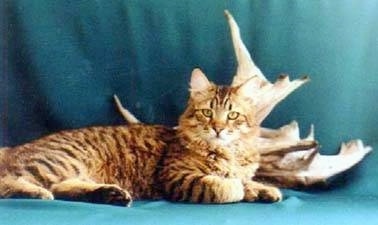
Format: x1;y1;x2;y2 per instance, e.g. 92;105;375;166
213;127;224;137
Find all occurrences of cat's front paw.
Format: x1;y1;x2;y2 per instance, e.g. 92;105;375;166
89;185;132;207
28;188;54;200
257;186;282;203
243;181;282;203
200;176;244;204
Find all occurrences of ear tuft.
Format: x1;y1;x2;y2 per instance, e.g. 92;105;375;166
190;68;211;93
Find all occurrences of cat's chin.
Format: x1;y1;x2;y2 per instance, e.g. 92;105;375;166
207;137;235;146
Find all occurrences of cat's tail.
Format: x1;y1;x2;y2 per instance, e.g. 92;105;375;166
113;95;141;124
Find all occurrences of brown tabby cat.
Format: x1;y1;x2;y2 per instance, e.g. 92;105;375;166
0;69;281;206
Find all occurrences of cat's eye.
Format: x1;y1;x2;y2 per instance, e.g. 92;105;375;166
201;109;213;118
227;111;240;120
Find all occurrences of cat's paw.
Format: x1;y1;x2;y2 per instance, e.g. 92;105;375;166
243;181;282;203
243;185;259;202
35;189;55;200
257;186;282;203
26;188;54;200
89;185;132;207
200;176;244;204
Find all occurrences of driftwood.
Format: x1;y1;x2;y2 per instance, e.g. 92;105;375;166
113;10;372;189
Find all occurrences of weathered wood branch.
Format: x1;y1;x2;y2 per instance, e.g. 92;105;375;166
223;10;371;188
225;10;310;125
255;139;372;188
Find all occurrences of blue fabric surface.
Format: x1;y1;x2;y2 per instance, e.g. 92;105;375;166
1;0;378;224
1;192;378;225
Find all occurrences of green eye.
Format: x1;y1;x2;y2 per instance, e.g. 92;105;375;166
201;109;213;118
227;111;240;120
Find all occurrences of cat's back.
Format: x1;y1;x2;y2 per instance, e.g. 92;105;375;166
0;124;175;177
3;124;174;158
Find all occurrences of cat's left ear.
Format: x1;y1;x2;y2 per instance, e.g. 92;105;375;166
235;76;260;97
189;68;212;96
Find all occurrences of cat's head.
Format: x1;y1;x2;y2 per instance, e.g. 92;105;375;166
179;68;258;146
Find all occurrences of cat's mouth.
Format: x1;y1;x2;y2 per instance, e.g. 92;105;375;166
207;133;234;145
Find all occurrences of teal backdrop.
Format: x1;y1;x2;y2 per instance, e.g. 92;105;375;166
1;1;378;225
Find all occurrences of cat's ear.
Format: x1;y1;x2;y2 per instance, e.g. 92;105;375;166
190;68;212;94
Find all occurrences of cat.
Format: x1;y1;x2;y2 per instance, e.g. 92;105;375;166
0;68;281;206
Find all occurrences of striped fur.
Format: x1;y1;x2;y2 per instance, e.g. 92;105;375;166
0;125;174;205
0;69;281;206
157;69;281;203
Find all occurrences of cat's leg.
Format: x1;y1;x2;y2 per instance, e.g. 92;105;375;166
0;175;54;200
50;178;132;206
179;175;245;204
243;180;282;202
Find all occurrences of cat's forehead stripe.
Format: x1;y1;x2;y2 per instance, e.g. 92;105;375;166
217;86;230;101
210;86;232;109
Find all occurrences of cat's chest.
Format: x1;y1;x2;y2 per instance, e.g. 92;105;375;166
205;148;257;179
206;152;235;177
